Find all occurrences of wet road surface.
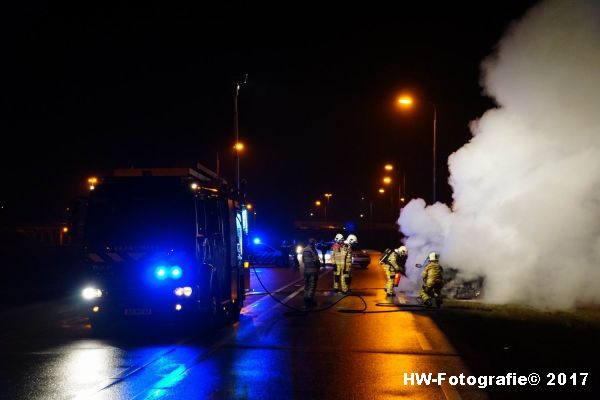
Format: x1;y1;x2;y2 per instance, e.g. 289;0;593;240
1;257;487;399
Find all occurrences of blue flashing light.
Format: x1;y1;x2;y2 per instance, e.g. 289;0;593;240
253;237;261;245
155;266;168;280
170;266;183;279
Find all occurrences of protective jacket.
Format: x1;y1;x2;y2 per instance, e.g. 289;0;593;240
422;261;444;286
387;252;407;276
302;245;322;273
331;243;351;267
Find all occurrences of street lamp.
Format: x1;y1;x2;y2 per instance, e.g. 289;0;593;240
234;74;248;191
397;95;437;203
397;97;413;106
234;142;244;151
87;177;98;191
383;164;406;210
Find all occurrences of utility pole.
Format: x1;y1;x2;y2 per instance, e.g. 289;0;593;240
432;103;437;204
324;193;332;223
234;74;248;191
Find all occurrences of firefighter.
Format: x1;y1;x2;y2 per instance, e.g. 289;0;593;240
331;233;351;293
291;240;300;269
279;240;290;267
302;238;322;307
420;252;444;307
384;246;408;297
344;234;358;290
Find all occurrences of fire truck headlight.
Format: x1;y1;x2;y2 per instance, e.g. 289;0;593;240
174;286;193;297
82;287;102;300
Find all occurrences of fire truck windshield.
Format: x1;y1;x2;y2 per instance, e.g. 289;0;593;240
85;181;196;250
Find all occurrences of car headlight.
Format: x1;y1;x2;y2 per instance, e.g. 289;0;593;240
82;287;102;300
296;246;303;254
174;287;193;297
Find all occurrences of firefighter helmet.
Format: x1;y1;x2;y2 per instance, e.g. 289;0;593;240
334;233;344;243
428;252;439;261
346;234;358;245
396;246;408;256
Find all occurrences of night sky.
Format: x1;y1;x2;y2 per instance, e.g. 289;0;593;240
1;1;537;232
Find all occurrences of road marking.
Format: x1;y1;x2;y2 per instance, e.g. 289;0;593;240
441;382;463;400
88;253;104;263
106;252;124;262
415;332;433;351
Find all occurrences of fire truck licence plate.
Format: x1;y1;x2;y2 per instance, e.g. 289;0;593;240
124;308;152;316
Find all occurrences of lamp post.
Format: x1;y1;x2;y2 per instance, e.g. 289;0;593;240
397;96;437;204
324;193;332;222
383;163;406;208
234;74;248;191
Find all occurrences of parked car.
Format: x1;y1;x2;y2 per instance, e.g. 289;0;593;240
248;243;283;266
350;245;371;268
442;268;484;299
415;261;484;299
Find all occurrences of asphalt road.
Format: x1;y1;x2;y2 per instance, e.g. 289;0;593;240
1;256;598;399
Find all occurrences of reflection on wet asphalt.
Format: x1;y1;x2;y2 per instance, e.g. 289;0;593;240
0;260;487;399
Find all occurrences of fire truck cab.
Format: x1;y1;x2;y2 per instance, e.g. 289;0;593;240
80;165;249;331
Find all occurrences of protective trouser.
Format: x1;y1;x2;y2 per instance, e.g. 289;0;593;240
333;263;340;290
420;281;444;303
344;265;352;290
384;266;396;295
333;264;351;292
334;263;349;292
337;265;350;293
304;272;319;301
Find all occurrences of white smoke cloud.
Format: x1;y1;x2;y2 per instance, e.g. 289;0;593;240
398;0;600;309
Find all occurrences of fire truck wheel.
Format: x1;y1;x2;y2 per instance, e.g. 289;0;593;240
208;294;225;328
227;301;242;323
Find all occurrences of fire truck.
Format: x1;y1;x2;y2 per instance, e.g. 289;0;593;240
79;165;250;331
